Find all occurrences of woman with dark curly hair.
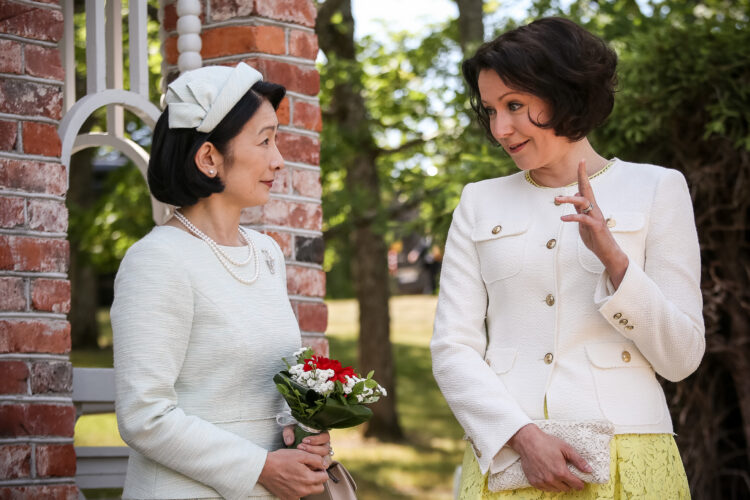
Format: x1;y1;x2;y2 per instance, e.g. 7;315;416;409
431;18;703;499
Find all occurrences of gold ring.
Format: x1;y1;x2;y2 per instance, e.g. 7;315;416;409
582;202;594;214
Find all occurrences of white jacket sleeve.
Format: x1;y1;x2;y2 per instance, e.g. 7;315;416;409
431;184;532;474
111;241;268;500
595;169;705;381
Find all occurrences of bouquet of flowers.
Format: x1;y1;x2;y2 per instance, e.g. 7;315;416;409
274;347;387;447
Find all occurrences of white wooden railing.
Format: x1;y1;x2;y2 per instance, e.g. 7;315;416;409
73;368;129;496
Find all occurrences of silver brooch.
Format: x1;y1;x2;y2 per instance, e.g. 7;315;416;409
261;249;275;274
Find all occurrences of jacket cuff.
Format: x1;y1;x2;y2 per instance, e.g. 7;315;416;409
217;448;268;500
470;415;532;475
594;263;647;340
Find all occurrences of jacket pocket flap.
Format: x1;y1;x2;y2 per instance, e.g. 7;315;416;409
585;342;650;369
471;218;529;242
605;212;646;233
485;347;517;374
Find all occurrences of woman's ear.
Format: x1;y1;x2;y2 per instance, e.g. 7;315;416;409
194;142;223;177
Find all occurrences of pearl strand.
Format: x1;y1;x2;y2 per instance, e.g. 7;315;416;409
173;211;253;266
173;211;260;285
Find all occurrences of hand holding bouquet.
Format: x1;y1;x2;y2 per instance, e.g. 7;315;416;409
274;347;387;447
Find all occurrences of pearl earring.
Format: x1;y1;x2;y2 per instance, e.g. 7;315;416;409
208;170;216;175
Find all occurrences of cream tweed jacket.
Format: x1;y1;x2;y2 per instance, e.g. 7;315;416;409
431;159;705;474
111;225;300;499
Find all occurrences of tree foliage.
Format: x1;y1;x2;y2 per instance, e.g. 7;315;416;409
320;3;515;297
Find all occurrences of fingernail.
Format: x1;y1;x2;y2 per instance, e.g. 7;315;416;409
303;438;311;444
585;464;593;472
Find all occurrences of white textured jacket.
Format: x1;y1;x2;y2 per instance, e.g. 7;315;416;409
112;226;300;499
431;160;705;474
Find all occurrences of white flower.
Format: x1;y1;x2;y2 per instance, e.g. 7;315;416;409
288;364;336;396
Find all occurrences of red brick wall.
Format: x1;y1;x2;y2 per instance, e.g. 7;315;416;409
162;0;328;353
0;0;76;497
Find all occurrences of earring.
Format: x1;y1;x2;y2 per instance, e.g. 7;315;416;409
208;170;216;175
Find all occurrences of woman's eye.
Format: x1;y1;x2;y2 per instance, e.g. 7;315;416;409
508;102;523;111
261;138;270;146
484;107;496;116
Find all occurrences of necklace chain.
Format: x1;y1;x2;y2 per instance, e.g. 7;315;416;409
524;159;615;189
173;211;260;285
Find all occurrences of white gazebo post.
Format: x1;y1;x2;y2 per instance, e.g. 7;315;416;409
176;0;202;73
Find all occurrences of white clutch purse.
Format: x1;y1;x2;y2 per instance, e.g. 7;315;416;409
488;419;615;492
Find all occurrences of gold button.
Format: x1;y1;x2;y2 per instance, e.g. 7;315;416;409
546;239;557;249
545;294;555;306
491;225;502;235
619;318;628;325
622;351;631;363
606;218;616;228
544;353;554;364
625;325;634;330
613;313;622;319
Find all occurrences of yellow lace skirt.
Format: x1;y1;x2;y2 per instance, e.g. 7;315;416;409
458;434;690;499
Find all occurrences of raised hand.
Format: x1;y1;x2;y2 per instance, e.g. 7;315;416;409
557;159;629;289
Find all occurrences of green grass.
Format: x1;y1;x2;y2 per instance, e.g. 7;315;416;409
73;296;464;499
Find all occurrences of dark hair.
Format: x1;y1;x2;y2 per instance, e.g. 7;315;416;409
462;17;617;143
148;80;286;207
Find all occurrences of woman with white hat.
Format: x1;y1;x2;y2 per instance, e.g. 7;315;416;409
111;62;331;500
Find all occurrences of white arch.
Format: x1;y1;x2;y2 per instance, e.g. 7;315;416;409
58;89;170;225
73;133;173;225
59;89;161;172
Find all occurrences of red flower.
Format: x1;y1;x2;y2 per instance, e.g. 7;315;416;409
303;356;358;383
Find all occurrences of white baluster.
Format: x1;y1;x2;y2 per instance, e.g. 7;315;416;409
85;0;106;93
62;0;75;112
176;0;202;73
106;0;124;137
129;0;149;97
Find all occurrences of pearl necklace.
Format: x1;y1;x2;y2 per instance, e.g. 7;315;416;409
173;211;260;285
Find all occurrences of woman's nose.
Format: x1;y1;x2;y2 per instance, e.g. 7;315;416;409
271;144;284;170
491;113;513;139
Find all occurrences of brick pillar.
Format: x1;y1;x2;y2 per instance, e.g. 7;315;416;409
161;0;327;353
0;0;78;497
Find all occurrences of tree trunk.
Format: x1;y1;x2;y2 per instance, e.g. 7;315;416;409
317;0;403;440
455;0;485;56
350;168;401;439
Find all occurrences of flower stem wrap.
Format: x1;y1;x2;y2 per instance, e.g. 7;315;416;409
290;422;322;449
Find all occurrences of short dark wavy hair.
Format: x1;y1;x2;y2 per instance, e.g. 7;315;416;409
462;17;617;143
148;80;286;207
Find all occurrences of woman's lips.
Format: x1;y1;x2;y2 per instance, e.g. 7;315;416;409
261;180;274;188
507;140;529;154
